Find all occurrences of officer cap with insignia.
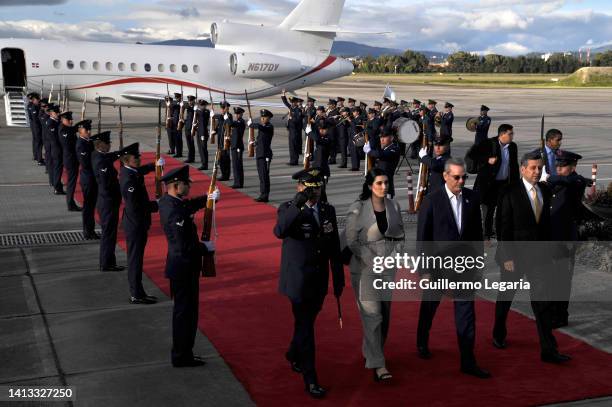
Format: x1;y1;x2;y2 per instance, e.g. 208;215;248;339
307;96;316;103
351;106;362;114
481;105;490;111
220;101;231;108
187;95;196;101
419;104;430;113
381;122;394;137
40;98;49;105
292;167;324;188
341;107;351;114
428;99;437;105
555;150;582;166
383;97;391;104
359;101;368;108
412;99;421;105
337;97;345;102
348;98;356;103
260;109;273;118
316;105;325;112
400;100;408;106
290;96;301;103
198;99;209;106
374;100;382;107
233;106;245;115
75;119;92;130
433;134;453;145
161;165;192;185
174;93;182;99
48;105;60;114
328;98;337;105
90;131;112;144
368;108;377;115
119;142;140;158
445;102;454;108
59;111;73;121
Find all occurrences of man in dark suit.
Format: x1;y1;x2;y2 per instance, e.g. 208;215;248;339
470;124;519;239
158;165;219;367
493;152;570;363
274;168;344;398
416;158;491;379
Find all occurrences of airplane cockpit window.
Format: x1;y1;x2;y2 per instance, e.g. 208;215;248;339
145;63;151;72
93;61;100;71
193;65;200;73
67;60;74;70
158;64;165;72
181;64;188;73
118;62;125;71
80;61;87;70
53;60;61;69
130;63;137;72
106;62;113;71
170;64;176;73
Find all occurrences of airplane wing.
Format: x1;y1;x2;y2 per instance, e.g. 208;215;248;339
121;91;287;109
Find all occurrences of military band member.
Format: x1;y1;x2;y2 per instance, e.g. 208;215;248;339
373;100;382;113
119;143;160;304
347;98;356;109
58;111;81;211
337;96;345;109
282;90;304;166
47;105;65;195
27;93;44;165
348;107;364;171
248;109;274;202
212;101;232;181
422;103;437;143
273;167;344;398
427;99;438;116
419;134;453;193
230;107;246;189
184;95;197;163
337;107;351;168
364;125;401;198
158;165;219;367
75;119;99;239
475;105;491;145
195;100;210;170
91;131;124;272
366;108;383;151
440;102;454;139
326;99;339;164
359;101;368;122
171;93;183;157
410;99;422;121
165;95;176;155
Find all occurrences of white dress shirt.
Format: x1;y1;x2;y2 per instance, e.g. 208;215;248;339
445;184;462;233
522;178;543;219
496;141;510;181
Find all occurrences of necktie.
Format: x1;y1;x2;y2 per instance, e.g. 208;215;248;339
530;187;541;223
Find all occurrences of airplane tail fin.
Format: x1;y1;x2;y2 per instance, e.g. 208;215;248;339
279;0;345;31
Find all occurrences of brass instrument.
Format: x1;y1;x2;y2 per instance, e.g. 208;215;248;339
201;149;221;278
434;112;442;128
245;89;255;158
465;117;478;132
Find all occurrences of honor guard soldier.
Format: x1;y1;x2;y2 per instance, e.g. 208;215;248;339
195;100;210;170
158;165;219;367
303;96;317;136
165;95;176;155
427;99;438;116
373;100;382;113
336;107;351;168
171;93;183;157
306;118;333;191
75;120;99;239
47;105;65;195
347;98;356;109
213;101;232;180
440;102;454;139
119;143;160;304
39;100;52;176
229;107;246;189
91;131;124;272
419;134;453;193
475;105;491;145
27;93;44;165
409;99;421;121
281;90;304;166
348;107;364;171
273;167;344;399
364;124;401;198
59;111;81;211
248;109;274;202
326;99;339;164
337;96;346;109
184;95;197;163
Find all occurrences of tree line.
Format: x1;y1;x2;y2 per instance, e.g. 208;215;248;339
353;50;612;74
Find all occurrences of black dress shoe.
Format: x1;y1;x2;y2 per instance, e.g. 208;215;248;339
129;296;156;304
541;353;571;364
461;365;492;379
54;189;66;195
305;384;326;399
184;159;195;163
101;265;125;272
286;162;299;166
338;164;347;168
373;369;393;382
254;196;269;203
144;294;158;301
492;338;507;349
172;358;206;368
285;353;302;373
198;166;208;170
167;150;174;155
68;204;82;212
38;161;46;166
417;346;432;359
350;168;360;171
84;232;100;240
230;185;243;189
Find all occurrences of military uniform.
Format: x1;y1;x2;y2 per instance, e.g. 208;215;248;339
309;119;332;178
27;94;44;164
229;107;246;188
475;105;491;145
213;103;232;180
250;110;274;202
165;97;176;154
75;120;98;239
91;131;123;271
367;127;401;198
184;96;196;163
336;108;350;168
119;143;159;303
440;102;454;139
46;107;65;194
58;112;81;210
326;100;339;164
158;165;214;367
39;102;53;183
419;135;453;194
366;112;383;151
348;109;364;170
171;94;183;157
195;101;210;170
273;168;344;398
282;95;304;165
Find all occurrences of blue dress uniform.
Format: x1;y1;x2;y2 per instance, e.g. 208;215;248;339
422;108;437;143
46;107;65;194
184;97;196;163
303;99;317;135
195;100;210;170
348;110;363;170
165;97;176;155
282;95;305;166
420;135;453;194
171;94;183;157
39;102;53;182
475;105;491;145
213;103;232;180
158;165;213;367
91;131;123;271
326;101;339;164
119;143;159;302
309;119;332;179
250;110;274;202
75;120;98;239
27;94;44;163
336;108;350;168
274;168;344;397
368;129;401;198
229;107;246;188
440;102;454;139
366;112;383;151
59;112;81;211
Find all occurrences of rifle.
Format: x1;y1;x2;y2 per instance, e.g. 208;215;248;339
190;89;199;140
40;79;44;98
97;96;102;135
118;106;124;149
303;92;314;170
165;84;172;129
80;91;87;120
364;121;375;175
155;101;163;198
223;90;231;151
209;89;216;144
177;85;185;131
414;122;429;211
245;90;255;158
201;149;221;277
540;114;545;153
48;83;54;104
59;84;62;110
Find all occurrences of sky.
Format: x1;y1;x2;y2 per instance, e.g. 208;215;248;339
0;0;611;55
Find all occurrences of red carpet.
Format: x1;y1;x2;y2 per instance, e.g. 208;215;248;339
78;153;612;406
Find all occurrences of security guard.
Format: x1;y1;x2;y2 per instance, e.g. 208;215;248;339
184;95;197;163
47;105;65;195
195;99;210;170
273;167;344;398
230;107;246;189
475;105;491;145
440;102;454;139
59;111;81;211
418;134;453;193
212;101;232;181
119;142;160;304
158;165;218;367
75;119;99;239
171;93;183;157
364;124;401;198
91;131;124;272
281;90;304;166
248;109;274;202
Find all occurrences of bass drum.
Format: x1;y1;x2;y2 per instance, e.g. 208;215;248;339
352;132;365;147
393;117;420;144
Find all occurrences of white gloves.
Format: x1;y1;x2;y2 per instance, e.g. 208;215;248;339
209;111;215;118
540;166;549;182
156;157;165;166
249;140;256;146
202;241;216;251
305;124;312;134
363;142;371;154
223;113;229;120
208;187;220;201
418;147;428;159
247;118;253;127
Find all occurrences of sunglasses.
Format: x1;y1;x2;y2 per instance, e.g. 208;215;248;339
450;175;468;181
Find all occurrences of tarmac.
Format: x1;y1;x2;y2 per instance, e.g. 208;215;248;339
1;79;612;406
